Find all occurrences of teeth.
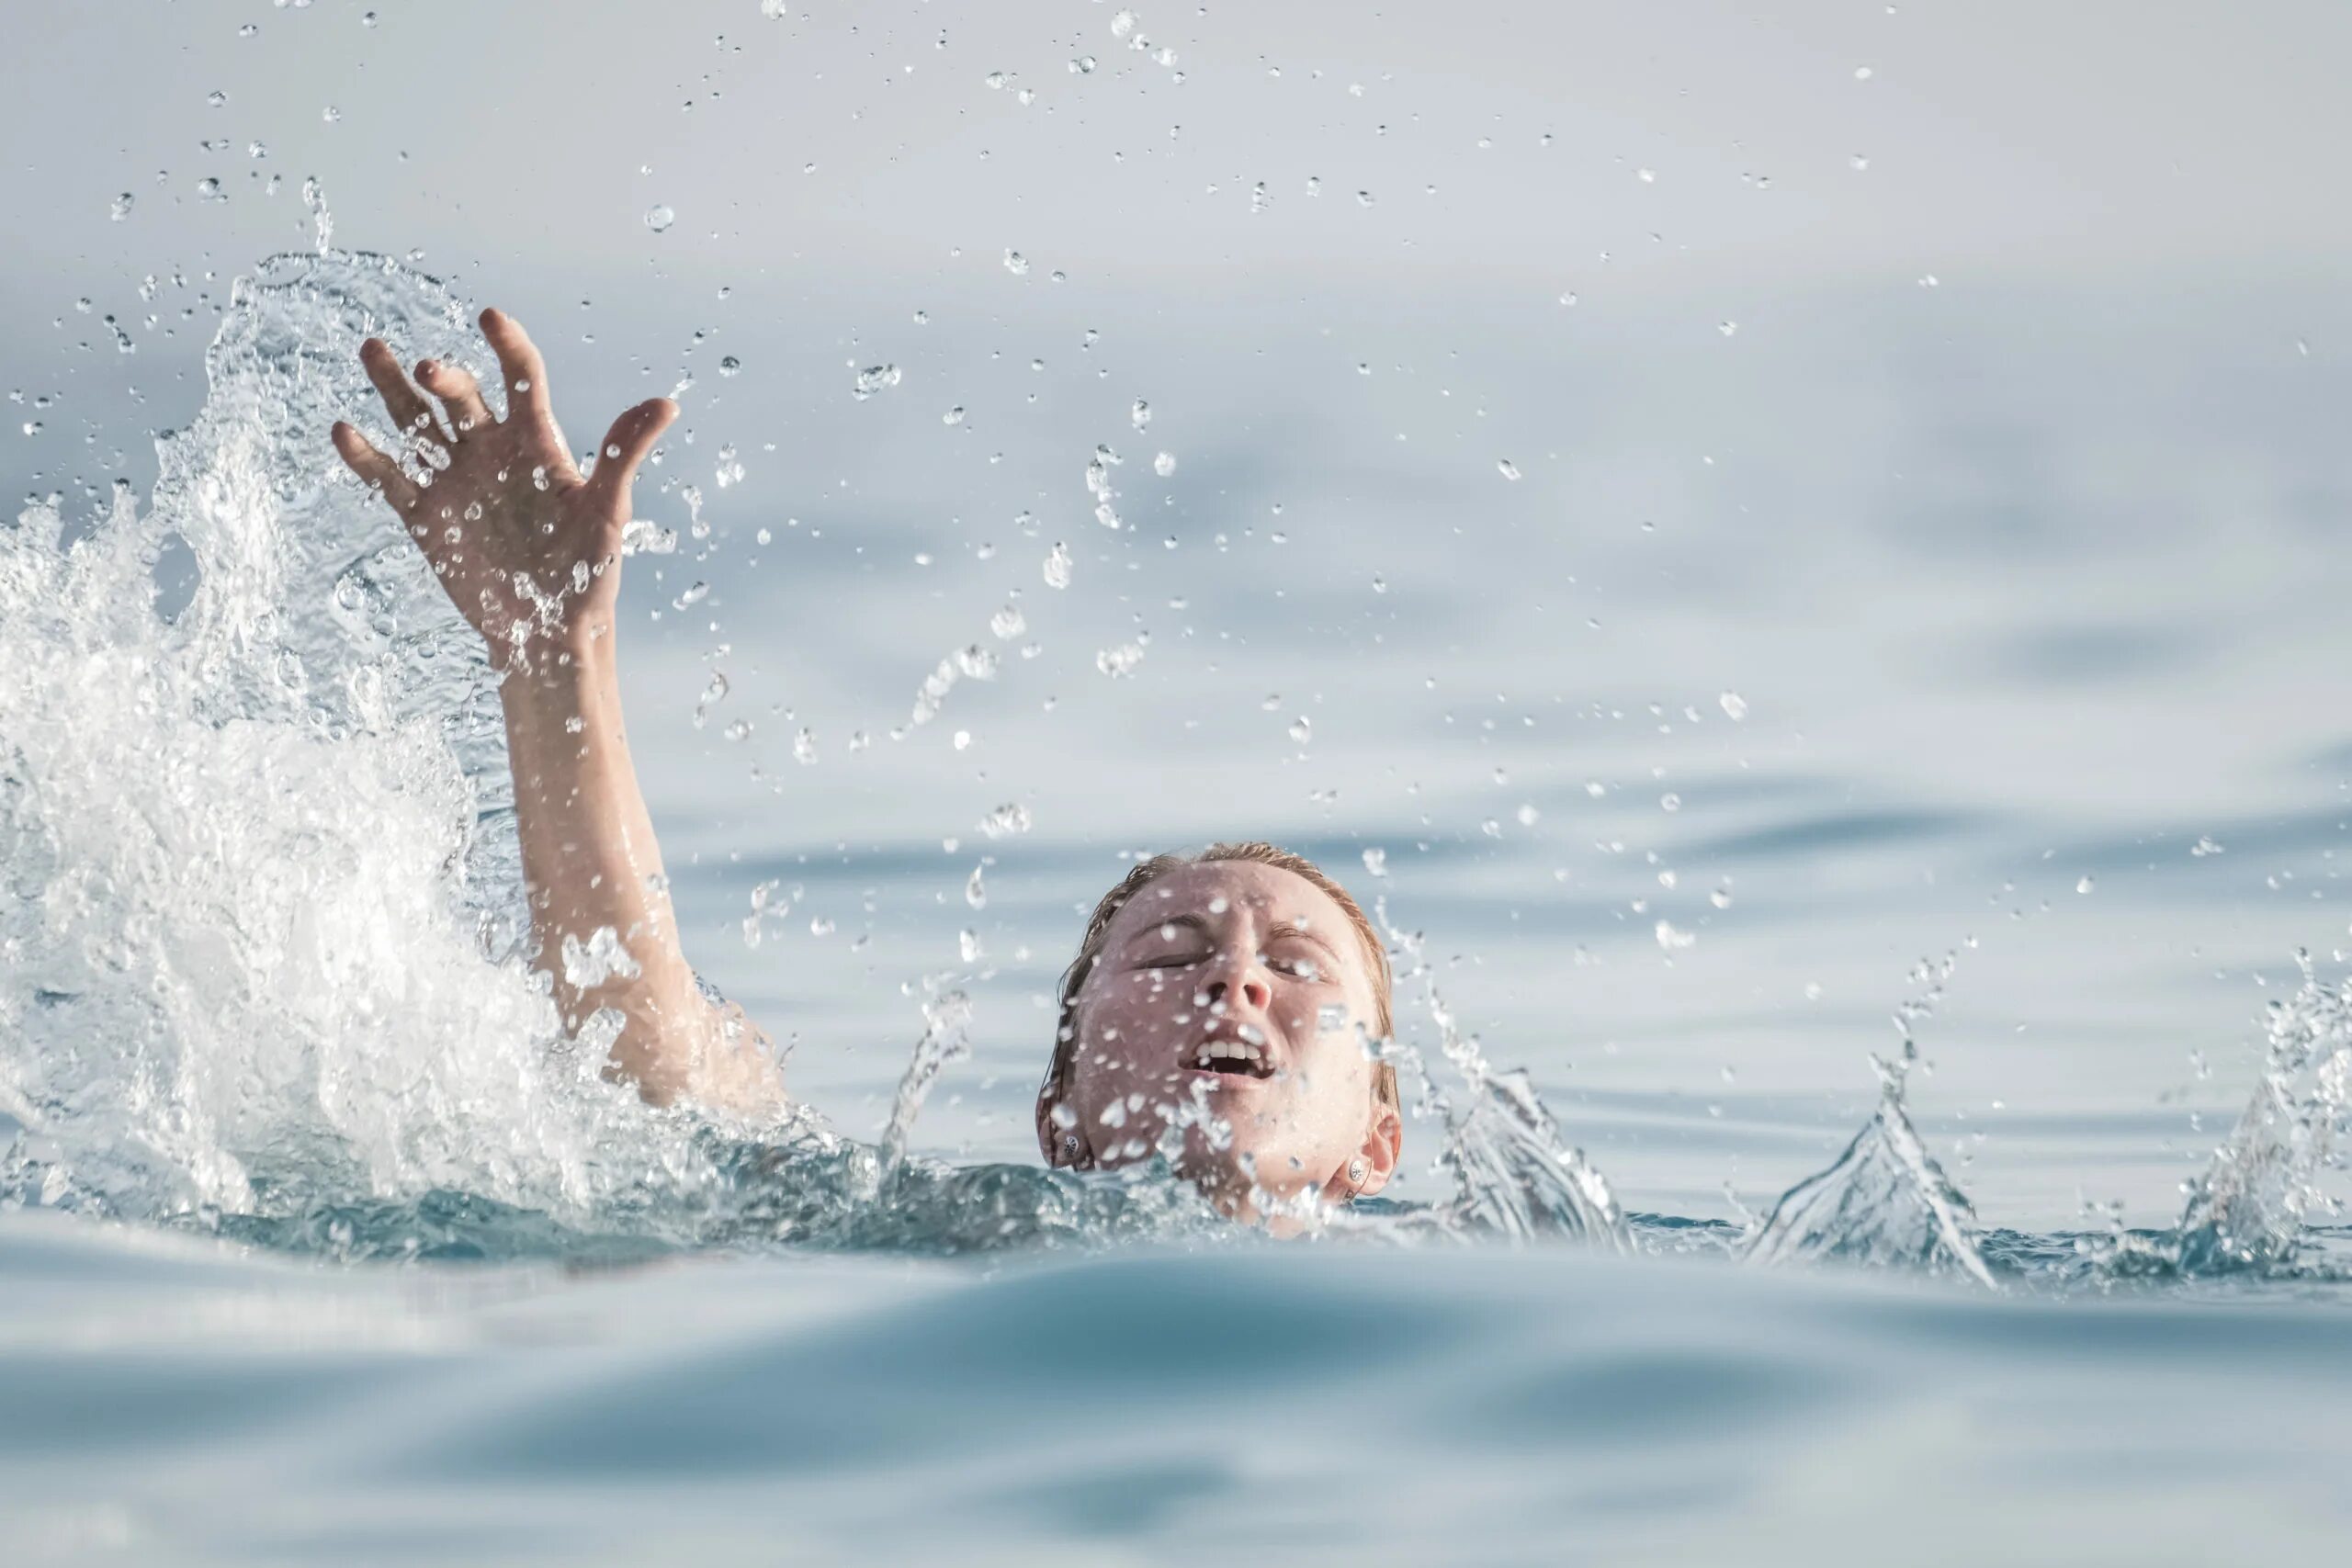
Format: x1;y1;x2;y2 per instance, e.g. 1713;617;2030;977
1197;1038;1264;1067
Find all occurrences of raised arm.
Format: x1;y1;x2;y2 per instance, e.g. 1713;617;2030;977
331;308;782;1116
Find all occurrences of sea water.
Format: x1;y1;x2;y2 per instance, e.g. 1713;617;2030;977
6;231;2352;1561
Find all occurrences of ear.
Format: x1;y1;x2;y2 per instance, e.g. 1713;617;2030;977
1341;1101;1404;1200
1035;1094;1085;1168
1037;995;1089;1168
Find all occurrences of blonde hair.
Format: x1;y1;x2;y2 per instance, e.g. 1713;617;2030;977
1035;840;1399;1158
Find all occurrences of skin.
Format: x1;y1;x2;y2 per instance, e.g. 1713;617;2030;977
332;310;779;1114
1041;860;1403;1224
333;312;1397;1225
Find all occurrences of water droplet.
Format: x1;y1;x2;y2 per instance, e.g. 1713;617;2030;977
1659;793;1682;813
109;192;135;221
852;363;902;400
1095;643;1146;678
989;604;1027;639
980;802;1034;839
1111;8;1137;37
196;177;225;202
2076;875;2096;895
1362;847;1388;877
1003;249;1030;275
959;929;985;964
718;355;741;377
1069;55;1096;73
620;518;679;555
985;71;1007;89
1718;320;1738;337
1719;691;1747;720
322;105;342;123
361;8;379;25
206;90;228;108
760;0;789;17
943;405;967;425
644;204;676;232
1355;189;1376;207
1153;450;1176;477
673;581;710;609
1043;540;1073;588
1287;715;1312;744
1129;399;1151;429
1496;458;1521;480
1656;919;1696;952
1370;575;1387;594
1516;803;1540;827
966;864;989;908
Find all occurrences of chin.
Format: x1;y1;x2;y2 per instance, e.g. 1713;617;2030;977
1168;1131;1312;1213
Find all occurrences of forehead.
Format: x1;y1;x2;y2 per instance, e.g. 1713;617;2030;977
1108;860;1353;943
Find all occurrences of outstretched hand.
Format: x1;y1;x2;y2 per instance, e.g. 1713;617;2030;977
331;307;674;664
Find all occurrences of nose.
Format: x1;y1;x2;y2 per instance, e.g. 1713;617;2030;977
1203;965;1271;1014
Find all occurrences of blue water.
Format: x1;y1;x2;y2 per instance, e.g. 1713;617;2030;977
7;1211;2352;1564
12;6;2352;1559
7;230;2352;1562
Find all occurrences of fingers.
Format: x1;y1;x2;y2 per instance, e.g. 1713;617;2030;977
582;398;678;514
415;358;495;437
358;337;434;440
331;421;422;518
479;307;551;424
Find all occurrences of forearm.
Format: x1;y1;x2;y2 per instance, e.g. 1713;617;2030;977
499;629;772;1110
334;310;775;1110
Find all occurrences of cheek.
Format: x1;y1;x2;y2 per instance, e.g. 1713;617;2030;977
1295;993;1375;1082
1069;987;1175;1092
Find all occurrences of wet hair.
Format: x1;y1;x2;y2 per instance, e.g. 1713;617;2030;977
1034;840;1400;1161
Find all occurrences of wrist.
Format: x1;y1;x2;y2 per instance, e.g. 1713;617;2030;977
496;627;616;717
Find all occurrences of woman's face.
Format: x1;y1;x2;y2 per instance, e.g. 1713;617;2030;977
1048;860;1400;1217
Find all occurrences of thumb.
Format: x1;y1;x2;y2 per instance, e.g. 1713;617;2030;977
582;398;677;514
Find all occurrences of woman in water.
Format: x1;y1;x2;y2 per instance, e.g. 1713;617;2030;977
330;309;1403;1226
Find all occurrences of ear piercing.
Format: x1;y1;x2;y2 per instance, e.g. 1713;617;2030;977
1061;1134;1082;1161
1347;1157;1366;1184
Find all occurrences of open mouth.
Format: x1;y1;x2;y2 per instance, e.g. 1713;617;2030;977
1191;1038;1276;1080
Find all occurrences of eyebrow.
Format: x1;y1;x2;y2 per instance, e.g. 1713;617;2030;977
1132;911;1344;966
